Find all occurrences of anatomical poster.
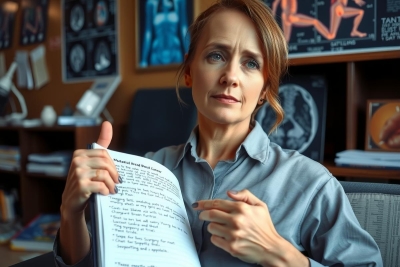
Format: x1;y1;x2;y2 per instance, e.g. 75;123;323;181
20;0;48;46
62;0;118;82
263;0;400;58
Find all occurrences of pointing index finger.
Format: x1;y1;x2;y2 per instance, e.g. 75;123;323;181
192;199;236;212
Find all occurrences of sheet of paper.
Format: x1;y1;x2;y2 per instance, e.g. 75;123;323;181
30;45;49;89
15;51;34;89
93;143;200;267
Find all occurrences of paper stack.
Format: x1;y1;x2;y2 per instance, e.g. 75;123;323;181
27;150;73;177
335;150;400;169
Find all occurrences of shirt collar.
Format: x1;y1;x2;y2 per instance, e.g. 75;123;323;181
173;121;270;169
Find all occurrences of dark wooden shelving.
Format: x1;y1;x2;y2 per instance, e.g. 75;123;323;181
0;125;100;224
324;161;400;180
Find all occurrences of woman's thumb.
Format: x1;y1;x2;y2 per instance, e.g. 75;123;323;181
97;121;113;148
227;189;263;206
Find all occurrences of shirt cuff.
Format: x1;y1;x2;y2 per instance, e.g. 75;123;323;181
53;230;93;267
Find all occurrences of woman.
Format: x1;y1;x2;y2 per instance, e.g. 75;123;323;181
55;0;382;266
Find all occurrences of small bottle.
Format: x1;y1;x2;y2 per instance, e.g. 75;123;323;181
41;105;57;126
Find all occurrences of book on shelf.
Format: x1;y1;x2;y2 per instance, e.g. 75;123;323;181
26;162;69;176
26;150;73;176
0;145;20;171
335;150;400;169
28;150;73;164
89;143;200;267
0;188;18;222
0;220;21;244
10;213;60;252
0;145;19;157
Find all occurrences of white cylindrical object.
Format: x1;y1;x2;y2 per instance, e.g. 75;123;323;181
41;105;57;126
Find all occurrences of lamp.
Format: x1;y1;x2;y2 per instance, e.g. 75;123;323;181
0;62;28;123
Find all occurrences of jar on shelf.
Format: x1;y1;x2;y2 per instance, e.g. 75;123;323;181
40;105;57;126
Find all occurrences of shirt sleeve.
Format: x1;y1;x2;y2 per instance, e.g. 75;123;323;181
300;178;383;266
53;230;94;267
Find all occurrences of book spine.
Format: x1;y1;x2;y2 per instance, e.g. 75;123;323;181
87;143;98;267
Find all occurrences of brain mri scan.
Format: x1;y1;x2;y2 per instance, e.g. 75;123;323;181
257;84;319;153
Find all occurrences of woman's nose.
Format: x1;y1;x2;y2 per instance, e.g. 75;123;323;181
219;63;239;87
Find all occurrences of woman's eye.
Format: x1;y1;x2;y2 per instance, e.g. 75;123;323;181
208;52;223;62
245;59;260;70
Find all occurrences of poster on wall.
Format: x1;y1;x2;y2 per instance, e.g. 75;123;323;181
19;0;48;46
0;2;18;50
136;0;193;70
62;0;118;82
256;75;328;162
263;0;400;58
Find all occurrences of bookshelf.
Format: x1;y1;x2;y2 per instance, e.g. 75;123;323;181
288;51;400;180
0;125;100;224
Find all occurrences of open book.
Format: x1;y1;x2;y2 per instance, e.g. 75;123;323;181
89;143;201;267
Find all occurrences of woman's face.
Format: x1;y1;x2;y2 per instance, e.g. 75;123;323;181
186;9;266;127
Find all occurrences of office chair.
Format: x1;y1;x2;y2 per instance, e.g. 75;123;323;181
340;181;400;267
124;87;197;156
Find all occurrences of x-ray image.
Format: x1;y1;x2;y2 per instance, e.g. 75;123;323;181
62;0;118;82
256;76;327;162
136;0;193;69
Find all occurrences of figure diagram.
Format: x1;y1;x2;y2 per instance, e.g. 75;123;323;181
271;0;367;42
23;5;44;36
330;0;366;38
139;0;189;67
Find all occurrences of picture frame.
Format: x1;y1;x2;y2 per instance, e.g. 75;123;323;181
255;75;328;162
61;0;119;82
365;99;400;152
19;0;48;46
0;1;18;50
262;0;400;59
135;0;194;70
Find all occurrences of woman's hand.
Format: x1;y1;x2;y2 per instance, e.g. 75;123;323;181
192;190;309;267
59;121;120;264
61;121;120;218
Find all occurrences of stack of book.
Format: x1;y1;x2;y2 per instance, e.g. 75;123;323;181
10;213;60;252
335;150;400;169
0;145;20;171
26;150;73;177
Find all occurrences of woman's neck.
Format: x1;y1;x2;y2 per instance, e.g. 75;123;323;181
196;118;251;169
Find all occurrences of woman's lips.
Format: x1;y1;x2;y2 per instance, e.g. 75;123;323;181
212;94;240;103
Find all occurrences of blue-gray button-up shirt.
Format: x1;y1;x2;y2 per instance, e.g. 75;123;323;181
54;122;382;266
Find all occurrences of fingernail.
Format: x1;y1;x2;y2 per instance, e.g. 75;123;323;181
118;176;123;183
114;186;118;194
191;202;198;208
229;190;238;194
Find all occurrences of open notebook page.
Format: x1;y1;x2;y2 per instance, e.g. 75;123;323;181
92;143;200;267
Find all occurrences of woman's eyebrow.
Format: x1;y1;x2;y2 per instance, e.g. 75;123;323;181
204;42;263;61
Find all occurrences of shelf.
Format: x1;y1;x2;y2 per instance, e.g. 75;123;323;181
289;50;400;66
324;161;400;180
26;173;67;181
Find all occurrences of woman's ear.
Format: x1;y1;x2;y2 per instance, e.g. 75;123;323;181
184;54;192;87
259;88;267;102
185;73;192;87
